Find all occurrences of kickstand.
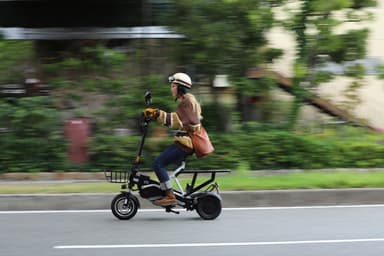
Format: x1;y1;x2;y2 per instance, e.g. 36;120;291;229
165;206;180;214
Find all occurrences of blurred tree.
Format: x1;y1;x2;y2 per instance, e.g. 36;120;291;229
161;0;284;92
42;44;176;133
279;0;377;129
160;0;287;127
378;63;384;80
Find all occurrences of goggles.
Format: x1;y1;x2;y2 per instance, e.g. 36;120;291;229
168;75;176;83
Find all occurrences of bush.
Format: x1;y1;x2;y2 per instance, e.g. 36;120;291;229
88;130;384;172
89;131;241;172
236;131;384;170
0;97;67;172
89;134;174;171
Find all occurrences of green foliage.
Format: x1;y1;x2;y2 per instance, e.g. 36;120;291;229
88;127;384;172
263;48;284;63
202;102;234;132
41;44;176;133
89;132;240;171
378;63;384;80
232;76;276;96
309;0;352;12
89;134;140;170
95;74;177;132
0;97;66;172
329;29;369;63
42;45;127;77
0;40;35;83
162;0;283;80
351;0;377;9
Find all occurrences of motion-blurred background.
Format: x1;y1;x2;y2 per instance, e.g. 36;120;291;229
0;0;383;174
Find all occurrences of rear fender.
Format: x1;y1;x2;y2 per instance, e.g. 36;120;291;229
190;191;222;202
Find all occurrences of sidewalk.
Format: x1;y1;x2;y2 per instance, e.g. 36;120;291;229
2;168;384;181
1;172;384;211
0;172;105;182
2;188;384;211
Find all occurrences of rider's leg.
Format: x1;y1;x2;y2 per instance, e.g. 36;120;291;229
152;143;188;206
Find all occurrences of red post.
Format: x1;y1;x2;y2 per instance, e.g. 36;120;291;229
64;118;91;164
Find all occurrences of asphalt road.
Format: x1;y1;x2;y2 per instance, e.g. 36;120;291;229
1;205;384;256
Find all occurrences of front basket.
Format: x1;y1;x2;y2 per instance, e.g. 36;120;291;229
104;170;129;183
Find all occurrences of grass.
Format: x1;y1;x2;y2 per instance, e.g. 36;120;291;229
215;171;384;190
2;170;384;194
0;182;118;194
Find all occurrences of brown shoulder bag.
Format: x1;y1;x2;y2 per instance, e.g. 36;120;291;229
188;126;214;158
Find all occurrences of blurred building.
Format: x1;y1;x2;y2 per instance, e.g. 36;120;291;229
0;0;182;101
267;0;384;131
0;0;167;28
0;0;179;40
0;0;181;72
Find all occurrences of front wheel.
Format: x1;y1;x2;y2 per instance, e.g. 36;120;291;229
196;194;222;220
111;193;139;220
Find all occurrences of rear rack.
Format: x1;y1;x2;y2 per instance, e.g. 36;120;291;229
179;169;231;174
174;169;231;196
104;170;129;183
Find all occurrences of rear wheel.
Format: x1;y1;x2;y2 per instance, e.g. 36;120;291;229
196;194;222;220
111;193;138;220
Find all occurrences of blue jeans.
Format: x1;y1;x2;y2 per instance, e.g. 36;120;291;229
153;144;189;185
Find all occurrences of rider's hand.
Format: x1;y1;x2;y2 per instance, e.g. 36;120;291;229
143;108;160;120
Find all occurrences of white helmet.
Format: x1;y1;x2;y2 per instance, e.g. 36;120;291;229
168;72;192;89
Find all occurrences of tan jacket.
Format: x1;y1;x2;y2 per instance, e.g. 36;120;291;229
157;93;201;151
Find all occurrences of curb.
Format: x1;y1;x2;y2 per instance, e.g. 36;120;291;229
1;188;384;211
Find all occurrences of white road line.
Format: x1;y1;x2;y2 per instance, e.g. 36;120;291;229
54;238;384;249
0;209;168;214
224;204;384;210
2;204;384;214
0;209;110;214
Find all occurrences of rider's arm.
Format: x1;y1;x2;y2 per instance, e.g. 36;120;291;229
157;110;183;129
157;94;201;131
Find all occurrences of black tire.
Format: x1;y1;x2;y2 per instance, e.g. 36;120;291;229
196;194;222;220
111;193;138;220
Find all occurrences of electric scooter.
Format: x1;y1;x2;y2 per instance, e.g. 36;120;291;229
104;91;230;220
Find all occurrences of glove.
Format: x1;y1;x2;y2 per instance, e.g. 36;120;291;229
143;108;160;120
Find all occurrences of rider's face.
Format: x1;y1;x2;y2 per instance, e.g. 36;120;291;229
171;83;178;97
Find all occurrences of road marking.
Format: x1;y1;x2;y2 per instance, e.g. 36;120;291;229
0;209;170;214
224;204;384;211
0;209;109;214
2;204;384;214
54;238;384;249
